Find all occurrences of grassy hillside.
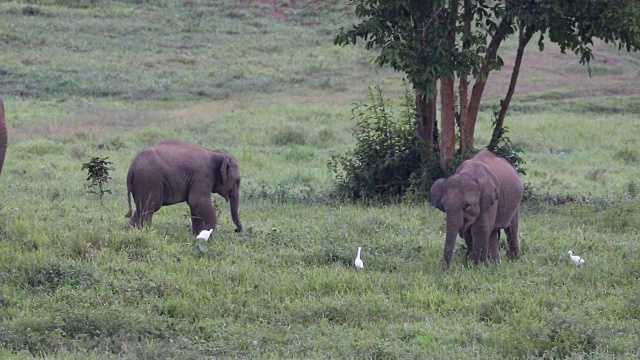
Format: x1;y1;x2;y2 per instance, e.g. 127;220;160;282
1;1;639;359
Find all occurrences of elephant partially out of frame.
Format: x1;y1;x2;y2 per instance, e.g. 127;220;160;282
126;140;242;235
0;96;8;175
429;149;523;269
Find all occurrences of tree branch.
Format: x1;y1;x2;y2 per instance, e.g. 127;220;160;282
465;15;514;148
497;22;534;129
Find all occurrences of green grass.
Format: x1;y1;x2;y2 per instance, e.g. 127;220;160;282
1;1;640;358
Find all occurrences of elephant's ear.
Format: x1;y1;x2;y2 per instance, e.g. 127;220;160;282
221;156;231;185
478;177;498;211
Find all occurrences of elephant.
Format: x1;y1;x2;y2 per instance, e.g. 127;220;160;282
126;140;242;235
429;149;523;269
0;96;7;175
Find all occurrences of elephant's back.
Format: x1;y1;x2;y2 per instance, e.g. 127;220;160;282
134;141;210;161
148;140;208;154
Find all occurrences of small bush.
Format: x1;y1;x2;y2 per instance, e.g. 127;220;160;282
477;296;516;324
315;128;335;143
625;181;638;198
614;148;639;165
16;139;65;157
328;83;439;201
272;126;308;146
534;314;599;358
9;257;98;293
595;202;640;233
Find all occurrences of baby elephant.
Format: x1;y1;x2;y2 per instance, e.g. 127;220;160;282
125;140;242;235
429;149;523;269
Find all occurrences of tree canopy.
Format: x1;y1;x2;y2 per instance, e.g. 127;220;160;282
335;0;640;173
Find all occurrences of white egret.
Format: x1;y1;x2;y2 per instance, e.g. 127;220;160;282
568;250;585;265
196;229;213;241
354;247;364;269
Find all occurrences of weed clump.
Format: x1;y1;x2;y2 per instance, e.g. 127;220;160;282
535;314;599;358
9;257;98;293
614;147;639;165
272;126;308;146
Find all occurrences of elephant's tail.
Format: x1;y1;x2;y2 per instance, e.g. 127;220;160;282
125;170;133;218
125;190;132;218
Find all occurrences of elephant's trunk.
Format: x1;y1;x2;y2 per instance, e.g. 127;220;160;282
443;211;462;270
230;193;242;232
0;97;7;175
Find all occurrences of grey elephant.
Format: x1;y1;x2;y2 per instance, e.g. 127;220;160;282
429;149;523;269
126;140;242;235
0;96;8;175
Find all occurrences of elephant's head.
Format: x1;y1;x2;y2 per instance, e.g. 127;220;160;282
430;166;498;269
428;178;446;211
214;155;242;232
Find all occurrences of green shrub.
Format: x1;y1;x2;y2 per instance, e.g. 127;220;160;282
328;84;440;201
272;126;308;146
8;257;98;293
614;147;639;165
534;314;599;358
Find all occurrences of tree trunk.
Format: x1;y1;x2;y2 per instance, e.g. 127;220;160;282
465;16;513;148
439;0;457;173
416;90;431;151
497;25;533;129
458;0;472;153
440;77;456;174
416;84;438;152
458;76;469;153
427;93;438;152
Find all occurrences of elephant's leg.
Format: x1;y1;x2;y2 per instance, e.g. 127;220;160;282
462;229;473;259
470;226;491;266
470;205;497;266
129;189;162;229
505;209;521;259
488;229;501;263
128;210;142;228
187;192;216;235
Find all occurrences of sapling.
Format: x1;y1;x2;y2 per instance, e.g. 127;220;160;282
81;156;114;205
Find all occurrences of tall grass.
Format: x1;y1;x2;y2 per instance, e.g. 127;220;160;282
1;1;639;358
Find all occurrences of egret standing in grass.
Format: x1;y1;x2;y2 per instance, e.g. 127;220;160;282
197;229;213;241
568;250;585;265
354;247;364;269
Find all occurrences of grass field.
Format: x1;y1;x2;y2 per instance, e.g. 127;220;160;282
1;1;640;358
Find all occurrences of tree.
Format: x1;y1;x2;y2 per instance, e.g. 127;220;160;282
335;0;640;174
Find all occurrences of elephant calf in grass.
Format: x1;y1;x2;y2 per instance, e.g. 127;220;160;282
126;140;243;235
429;149;523;270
